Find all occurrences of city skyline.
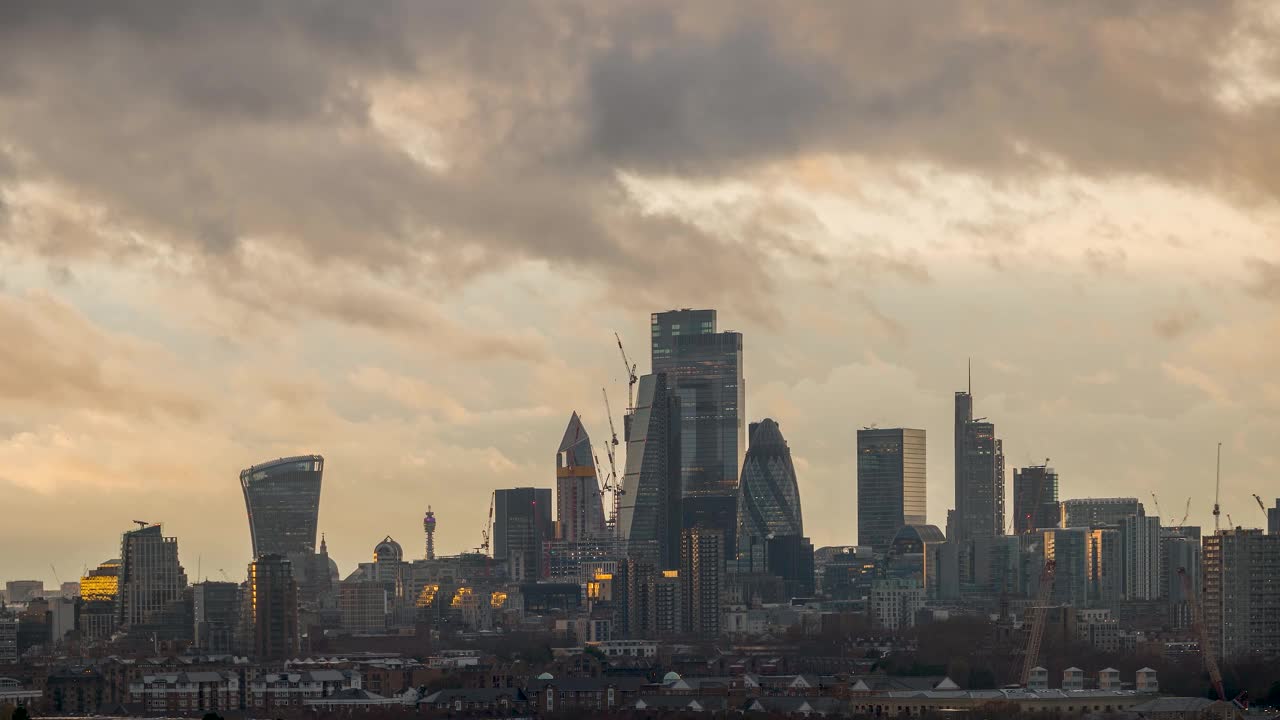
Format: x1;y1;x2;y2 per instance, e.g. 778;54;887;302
3;3;1279;588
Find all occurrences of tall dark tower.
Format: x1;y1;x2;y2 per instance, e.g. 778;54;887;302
619;373;683;570
736;419;803;571
240;455;324;558
953;368;1004;542
423;507;437;560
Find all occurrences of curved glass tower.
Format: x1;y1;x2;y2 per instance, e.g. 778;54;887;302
240;455;324;559
736;419;802;569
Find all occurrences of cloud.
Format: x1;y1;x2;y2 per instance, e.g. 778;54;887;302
1246;258;1280;301
1153;305;1202;339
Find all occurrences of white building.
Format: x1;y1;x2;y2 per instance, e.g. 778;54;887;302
870;579;924;630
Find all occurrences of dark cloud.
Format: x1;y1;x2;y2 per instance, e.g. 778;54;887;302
1246;258;1280;301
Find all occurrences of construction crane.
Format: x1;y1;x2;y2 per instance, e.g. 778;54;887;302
601;387;625;536
1179;497;1192;528
476;491;495;555
218;569;230;581
1213;443;1222;534
614;332;638;410
1019;558;1057;686
1180;567;1226;705
1252;494;1268;523
132;520;149;529
1150;493;1164;520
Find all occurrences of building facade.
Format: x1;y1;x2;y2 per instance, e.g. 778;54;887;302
248;554;298;660
494;487;553;581
1012;465;1061;534
1203;528;1280;659
650;309;744;498
953;389;1005;542
1123;513;1162;601
856;428;927;552
680;527;724;638
193;581;241;653
1044;528;1091;607
240;455;324;559
117;523;188;630
1061;497;1142;529
620;373;683;569
736;419;804;570
556;412;607;543
870;578;925;630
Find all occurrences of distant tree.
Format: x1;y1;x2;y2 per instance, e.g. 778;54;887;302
11;708;28;720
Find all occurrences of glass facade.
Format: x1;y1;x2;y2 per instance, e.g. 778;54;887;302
1061;497;1141;529
240;455;324;559
736;419;804;570
953;392;1005;541
117;524;188;629
650;309;744;497
856;428;927;553
1012;465;1062;534
494;487;553;581
619;373;683;569
556;412;607;542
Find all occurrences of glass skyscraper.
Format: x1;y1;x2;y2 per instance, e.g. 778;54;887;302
494;487;553;581
856;428;927;553
620;373;683;570
953;389;1005;541
736;419;803;570
650;309;744;497
240;455;324;559
556;412;607;542
1012;464;1062;533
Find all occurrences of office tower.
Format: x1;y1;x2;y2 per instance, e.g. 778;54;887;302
1123;512;1162;600
856;428;927;553
680;527;724;638
766;535;816;599
1061;497;1143;529
953;385;1005;541
494;487;553;581
1088;528;1123;608
650;309;744;497
423;507;437;560
620;373;683;569
736;419;804;570
247;554;298;660
338;581;389;633
1043;527;1090;607
817;547;878;601
682;494;738;565
240;455;324;558
194;581;241;653
972;534;1021;596
1269;499;1279;535
1162;528;1200;613
117;523;188;630
1012;465;1061;534
79;559;121;641
4;581;43;603
556;412;607;542
1203;529;1280;659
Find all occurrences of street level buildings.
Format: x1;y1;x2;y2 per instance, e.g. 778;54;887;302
240;455;324;558
856;428;926;553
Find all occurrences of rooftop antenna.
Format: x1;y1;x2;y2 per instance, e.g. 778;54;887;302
1213;442;1222;535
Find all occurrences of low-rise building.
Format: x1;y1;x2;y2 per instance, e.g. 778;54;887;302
246;669;359;712
128;671;240;715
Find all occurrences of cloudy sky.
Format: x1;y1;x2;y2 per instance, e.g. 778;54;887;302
2;1;1279;586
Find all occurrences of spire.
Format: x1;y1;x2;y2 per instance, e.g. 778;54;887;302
319;533;327;554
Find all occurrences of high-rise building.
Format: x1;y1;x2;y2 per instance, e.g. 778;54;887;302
247;554;298;660
194;581;242;653
556;412;607;542
1162;527;1201;613
682;494;738;565
736;419;804;570
240;455;324;559
1088;528;1123;608
494;488;553;581
953;387;1004;541
1269;499;1279;535
1061;498;1143;529
79;559;121;642
338;581;388;634
1203;529;1280;659
1012;465;1061;534
870;578;925;631
650;309;744;497
972;534;1021;597
856;428;927;553
620;373;683;570
766;535;816;599
1043;527;1090;607
1123;513;1162;600
0;616;15;664
4;581;43;603
117;524;188;630
680;527;724;639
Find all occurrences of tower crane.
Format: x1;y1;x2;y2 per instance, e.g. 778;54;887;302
1213;443;1222;535
1252;494;1268;523
1020;558;1057;686
614;332;638;410
1179;498;1191;528
601;388;625;537
477;491;495;555
1151;493;1164;520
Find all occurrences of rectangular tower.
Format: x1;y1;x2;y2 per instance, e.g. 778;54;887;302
680;526;724;639
117;524;188;630
650;309;744;497
248;554;298;661
953;389;1004;541
1123;513;1163;600
1061;497;1142;529
856;428;927;552
1203;529;1280;659
494;487;553;581
1012;465;1061;534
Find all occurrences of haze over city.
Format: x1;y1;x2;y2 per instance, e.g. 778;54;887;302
1;1;1278;592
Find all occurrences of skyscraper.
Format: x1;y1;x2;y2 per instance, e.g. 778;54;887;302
736;419;804;570
856;428;927;553
650;309;744;497
193;581;241;654
240;455;324;559
247;554;299;660
117;523;188;630
1269;499;1279;535
556;412;607;542
1043;527;1090;607
493;487;553;581
1203;528;1280;659
620;373;683;570
1061;497;1142;529
1123;512;1162;600
681;526;724;638
1012;465;1061;534
953;384;1004;541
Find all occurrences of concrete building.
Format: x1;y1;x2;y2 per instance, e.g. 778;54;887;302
953;387;1005;542
494;487;553;581
1013;465;1060;534
339;581;389;633
620;373;683;569
79;559;120;642
856;428;927;552
1044;528;1091;607
130;671;240;715
1203;528;1280;659
1269;499;1279;535
1162;527;1201;607
117;523;188;630
556;412;607;543
650;308;744;497
1061;497;1142;529
0;615;16;663
1088;528;1123;608
680;526;724;638
766;535;816;599
883;524;947;599
870;578;925;630
4;581;43;603
248;554;298;660
737;419;804;570
1123;513;1162;600
193;581;241;653
240;455;324;559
